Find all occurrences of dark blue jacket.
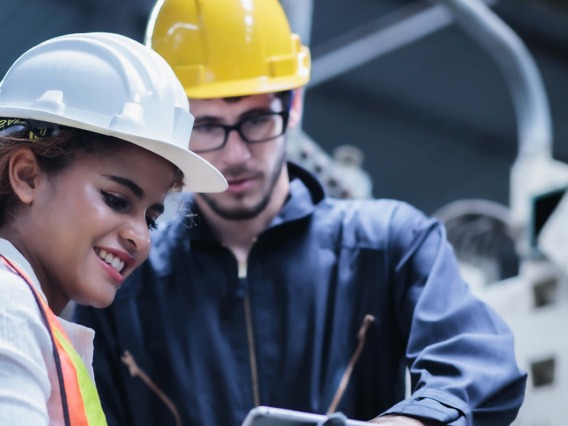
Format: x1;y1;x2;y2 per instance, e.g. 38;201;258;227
74;163;526;426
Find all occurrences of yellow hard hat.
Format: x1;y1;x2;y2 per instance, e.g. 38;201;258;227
145;0;311;99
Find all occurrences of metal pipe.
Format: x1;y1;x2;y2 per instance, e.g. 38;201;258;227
435;0;552;159
309;2;458;87
308;0;551;160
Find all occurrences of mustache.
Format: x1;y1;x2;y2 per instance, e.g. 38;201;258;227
222;164;254;178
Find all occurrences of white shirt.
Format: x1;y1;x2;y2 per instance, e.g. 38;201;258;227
0;238;96;426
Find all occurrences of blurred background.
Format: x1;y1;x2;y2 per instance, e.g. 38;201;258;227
3;0;567;424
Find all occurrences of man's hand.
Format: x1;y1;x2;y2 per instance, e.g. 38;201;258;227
368;415;440;425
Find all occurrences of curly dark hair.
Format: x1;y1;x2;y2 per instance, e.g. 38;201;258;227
0;127;184;227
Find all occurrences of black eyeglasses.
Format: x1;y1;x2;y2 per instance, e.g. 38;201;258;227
0;117;65;140
190;111;290;153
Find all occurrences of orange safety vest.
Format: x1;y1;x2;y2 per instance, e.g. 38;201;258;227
1;255;107;426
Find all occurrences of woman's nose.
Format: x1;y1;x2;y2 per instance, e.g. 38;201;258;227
119;217;151;257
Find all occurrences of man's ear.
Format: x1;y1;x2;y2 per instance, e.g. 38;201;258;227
9;148;41;204
287;87;305;129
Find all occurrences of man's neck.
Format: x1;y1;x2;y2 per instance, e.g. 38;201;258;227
212;217;270;265
196;173;290;265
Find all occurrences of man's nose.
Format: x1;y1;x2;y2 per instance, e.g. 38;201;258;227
221;128;252;163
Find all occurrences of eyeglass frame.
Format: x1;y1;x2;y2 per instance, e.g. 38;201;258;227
190;110;290;154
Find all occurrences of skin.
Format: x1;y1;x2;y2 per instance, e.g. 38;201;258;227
191;91;435;426
0;142;176;314
192;91;302;264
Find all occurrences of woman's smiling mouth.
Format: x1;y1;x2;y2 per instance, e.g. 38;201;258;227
95;248;126;273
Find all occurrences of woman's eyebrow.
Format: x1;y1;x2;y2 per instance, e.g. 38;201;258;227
105;175;166;214
105;175;144;198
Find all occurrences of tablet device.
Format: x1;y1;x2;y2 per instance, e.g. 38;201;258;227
241;406;370;426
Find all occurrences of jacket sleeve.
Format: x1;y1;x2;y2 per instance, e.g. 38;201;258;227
381;203;527;425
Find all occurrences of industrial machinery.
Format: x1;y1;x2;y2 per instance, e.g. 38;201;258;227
430;1;568;424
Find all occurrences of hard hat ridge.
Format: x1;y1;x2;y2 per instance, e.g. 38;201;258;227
0;31;227;193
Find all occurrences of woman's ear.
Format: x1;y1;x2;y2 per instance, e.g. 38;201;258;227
287;87;305;129
9;148;40;204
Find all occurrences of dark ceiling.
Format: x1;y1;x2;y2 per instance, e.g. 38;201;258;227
1;0;567;215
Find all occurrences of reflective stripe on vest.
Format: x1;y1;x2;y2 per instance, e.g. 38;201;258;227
1;255;107;426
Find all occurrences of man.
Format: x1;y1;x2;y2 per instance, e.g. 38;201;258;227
74;0;527;425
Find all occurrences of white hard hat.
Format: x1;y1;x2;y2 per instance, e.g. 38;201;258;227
0;32;227;193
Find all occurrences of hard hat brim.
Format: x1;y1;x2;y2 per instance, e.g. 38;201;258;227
184;74;310;100
0;107;227;193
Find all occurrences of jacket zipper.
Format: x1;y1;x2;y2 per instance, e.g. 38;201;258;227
239;261;261;407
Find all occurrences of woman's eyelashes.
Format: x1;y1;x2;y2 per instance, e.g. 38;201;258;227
146;216;158;231
101;191;158;230
101;191;129;212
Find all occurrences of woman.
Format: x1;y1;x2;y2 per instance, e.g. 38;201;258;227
0;33;226;425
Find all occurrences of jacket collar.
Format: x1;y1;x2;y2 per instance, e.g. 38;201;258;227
136;162;326;280
270;161;325;226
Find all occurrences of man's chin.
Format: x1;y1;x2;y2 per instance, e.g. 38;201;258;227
200;193;270;221
212;205;265;221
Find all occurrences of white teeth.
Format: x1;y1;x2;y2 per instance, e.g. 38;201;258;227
96;249;125;273
111;257;124;271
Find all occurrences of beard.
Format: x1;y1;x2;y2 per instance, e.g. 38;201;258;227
200;190;272;221
199;146;287;221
